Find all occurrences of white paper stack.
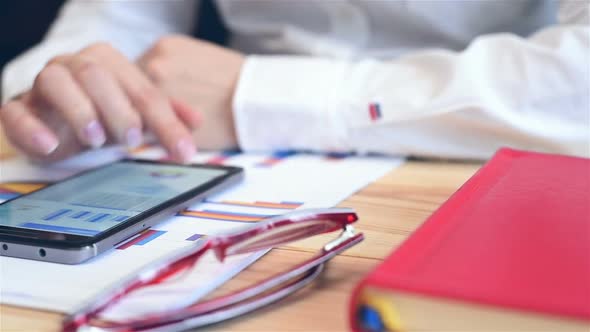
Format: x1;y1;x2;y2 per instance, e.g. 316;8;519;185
0;146;403;314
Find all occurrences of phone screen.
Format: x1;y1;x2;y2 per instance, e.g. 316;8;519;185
0;161;228;237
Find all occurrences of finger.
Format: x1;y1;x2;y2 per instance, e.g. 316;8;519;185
32;63;106;148
170;98;201;130
67;57;143;148
46;54;73;66
128;83;196;162
82;44;196;162
0;99;59;156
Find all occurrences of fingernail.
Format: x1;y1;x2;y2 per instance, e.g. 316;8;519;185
125;127;143;148
32;132;59;155
83;120;106;148
176;139;196;163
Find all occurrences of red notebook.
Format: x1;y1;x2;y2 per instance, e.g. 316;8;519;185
350;148;590;331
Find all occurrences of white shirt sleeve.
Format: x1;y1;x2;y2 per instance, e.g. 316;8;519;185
1;0;198;104
233;0;590;159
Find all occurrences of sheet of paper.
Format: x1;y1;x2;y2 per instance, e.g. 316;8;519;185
0;146;403;314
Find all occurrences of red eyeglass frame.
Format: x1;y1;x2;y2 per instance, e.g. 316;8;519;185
63;208;363;332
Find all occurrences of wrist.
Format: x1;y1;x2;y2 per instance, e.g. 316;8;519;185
226;53;245;149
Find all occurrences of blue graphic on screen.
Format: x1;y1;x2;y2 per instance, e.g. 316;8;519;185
0;162;226;236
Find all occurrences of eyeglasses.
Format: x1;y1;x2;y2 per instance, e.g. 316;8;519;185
62;208;363;332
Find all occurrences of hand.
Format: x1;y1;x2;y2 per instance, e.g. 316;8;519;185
0;43;199;163
138;35;244;150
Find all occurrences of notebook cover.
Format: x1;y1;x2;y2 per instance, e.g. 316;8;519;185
351;148;590;327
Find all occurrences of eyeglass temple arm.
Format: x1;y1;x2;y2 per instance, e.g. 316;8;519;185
194;227;364;314
160;264;326;332
63;240;213;331
195;226;364;313
113;226;364;331
215;208;358;257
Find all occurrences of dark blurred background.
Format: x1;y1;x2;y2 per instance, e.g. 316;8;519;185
0;0;226;101
0;0;227;74
0;1;65;76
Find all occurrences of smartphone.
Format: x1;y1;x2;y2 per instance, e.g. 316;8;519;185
0;159;243;264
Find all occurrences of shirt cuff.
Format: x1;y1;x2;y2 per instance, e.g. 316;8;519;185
232;55;353;152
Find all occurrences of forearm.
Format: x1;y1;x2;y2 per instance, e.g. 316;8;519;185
233;20;589;159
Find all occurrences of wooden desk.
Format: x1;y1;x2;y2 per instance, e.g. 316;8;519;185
0;160;481;332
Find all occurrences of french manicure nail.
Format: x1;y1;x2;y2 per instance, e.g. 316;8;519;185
83;120;106;148
32;132;59;155
176;139;196;163
125;127;143;149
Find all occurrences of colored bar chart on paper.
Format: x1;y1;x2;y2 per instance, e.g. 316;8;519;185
204;199;303;210
130;143;174;162
116;229;166;250
178;209;272;222
205;149;241;165
0;188;19;201
129;143;152;154
325;151;355;161
256;150;297;167
186;233;202;241
0;182;48;201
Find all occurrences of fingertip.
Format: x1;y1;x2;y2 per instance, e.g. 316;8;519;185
83;120;107;148
31;131;60;156
175;138;197;164
0;99;60;157
124;127;143;149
